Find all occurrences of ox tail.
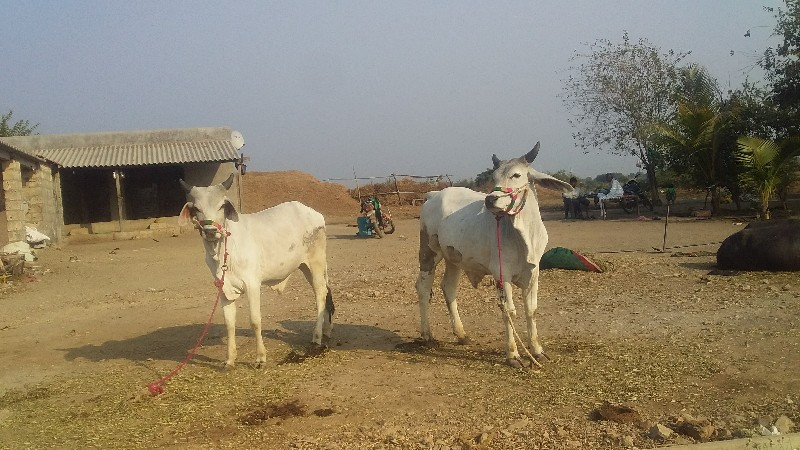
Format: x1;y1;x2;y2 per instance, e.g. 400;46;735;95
325;285;335;322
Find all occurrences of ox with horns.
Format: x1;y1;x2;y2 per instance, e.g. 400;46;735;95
178;174;334;368
416;142;574;367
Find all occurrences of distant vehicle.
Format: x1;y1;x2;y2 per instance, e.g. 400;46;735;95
360;197;395;238
621;175;653;213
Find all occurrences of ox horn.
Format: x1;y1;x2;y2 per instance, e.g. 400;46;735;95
178;179;193;194
492;154;501;169
524;142;540;164
221;173;235;190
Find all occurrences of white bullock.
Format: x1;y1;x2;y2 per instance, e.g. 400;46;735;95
416;143;573;367
179;174;333;368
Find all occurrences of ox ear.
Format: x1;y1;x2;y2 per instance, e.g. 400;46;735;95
224;199;239;222
529;169;574;192
221;173;235;191
178;202;194;227
523;142;540;164
491;154;501;169
179;179;193;194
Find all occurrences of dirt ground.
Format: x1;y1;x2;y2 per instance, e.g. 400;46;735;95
1;187;799;449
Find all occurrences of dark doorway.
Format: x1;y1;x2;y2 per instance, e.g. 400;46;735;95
61;169;113;225
60;166;187;225
122;166;186;219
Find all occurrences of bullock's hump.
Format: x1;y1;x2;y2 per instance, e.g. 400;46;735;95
422;187;485;219
254;201;325;226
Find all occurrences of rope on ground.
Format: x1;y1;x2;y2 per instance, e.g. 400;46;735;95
597;240;723;254
662;241;723;251
498;300;543;369
494;215;543;370
146;223;230;396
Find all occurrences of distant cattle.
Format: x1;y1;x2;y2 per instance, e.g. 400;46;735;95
416;142;574;367
179;174;334;368
716;219;800;271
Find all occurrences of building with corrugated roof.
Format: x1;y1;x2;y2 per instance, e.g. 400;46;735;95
0;127;245;244
0;142;60;245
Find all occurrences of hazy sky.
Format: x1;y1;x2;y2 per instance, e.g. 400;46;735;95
2;1;782;182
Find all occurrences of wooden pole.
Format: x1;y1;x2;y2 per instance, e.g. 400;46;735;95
392;175;401;204
662;204;670;252
114;170;125;232
237;165;244;212
353;167;361;202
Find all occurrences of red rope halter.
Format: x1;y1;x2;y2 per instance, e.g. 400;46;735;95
492;185;529;216
146;223;230;396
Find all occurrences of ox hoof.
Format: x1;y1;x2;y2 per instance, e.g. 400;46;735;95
311;342;328;350
506;356;543;369
456;336;472;345
222;362;235;371
422;338;439;348
254;361;266;369
506;357;526;369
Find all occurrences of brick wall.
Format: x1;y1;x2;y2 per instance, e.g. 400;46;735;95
1;159;63;244
2;160;25;242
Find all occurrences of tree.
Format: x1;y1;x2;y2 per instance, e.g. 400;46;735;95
760;1;800;137
473;168;494;192
652;65;738;215
0;110;39;137
722;84;781;209
735;136;800;219
562;32;689;205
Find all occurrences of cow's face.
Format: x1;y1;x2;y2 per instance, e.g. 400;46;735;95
484;143;540;215
178;174;238;241
484;142;574;215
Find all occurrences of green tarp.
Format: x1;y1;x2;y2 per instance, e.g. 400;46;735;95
540;247;602;272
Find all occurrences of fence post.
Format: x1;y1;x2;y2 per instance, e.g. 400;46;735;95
392;175;401;204
353;167;361;203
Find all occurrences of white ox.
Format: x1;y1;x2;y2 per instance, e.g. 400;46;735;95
416;143;573;367
178;174;333;368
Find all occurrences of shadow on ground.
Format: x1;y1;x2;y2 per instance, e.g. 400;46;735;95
59;321;405;365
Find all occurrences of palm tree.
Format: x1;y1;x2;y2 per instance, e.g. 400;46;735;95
650;65;735;215
735;136;800;219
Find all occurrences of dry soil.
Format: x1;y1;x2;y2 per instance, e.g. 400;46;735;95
0;175;798;449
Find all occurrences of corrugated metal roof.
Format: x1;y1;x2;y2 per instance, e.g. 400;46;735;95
0;127;242;168
36;140;240;168
0;141;52;167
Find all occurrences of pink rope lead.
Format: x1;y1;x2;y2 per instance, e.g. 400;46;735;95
493;215;543;369
147;224;230;396
495;215;505;290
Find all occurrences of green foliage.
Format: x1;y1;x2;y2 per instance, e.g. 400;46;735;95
735;136;800;219
759;1;800;137
473;168;494;192
547;170;574;183
561;32;690;204
0;110;39;137
592;172;626;183
651;65;738;213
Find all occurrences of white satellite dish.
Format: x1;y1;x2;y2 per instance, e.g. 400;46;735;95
230;130;245;150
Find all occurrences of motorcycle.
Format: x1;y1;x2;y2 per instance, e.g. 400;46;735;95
621;175;654;213
360;197;395;238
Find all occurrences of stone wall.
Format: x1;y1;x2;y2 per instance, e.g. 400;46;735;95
1;159;63;245
1;159;25;242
